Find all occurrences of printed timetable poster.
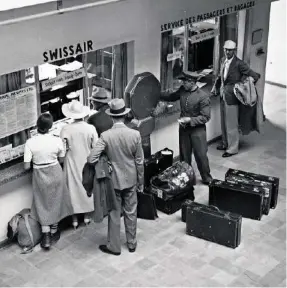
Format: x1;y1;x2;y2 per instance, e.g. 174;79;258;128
0;86;37;139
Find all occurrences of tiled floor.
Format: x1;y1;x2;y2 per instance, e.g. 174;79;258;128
0;83;286;287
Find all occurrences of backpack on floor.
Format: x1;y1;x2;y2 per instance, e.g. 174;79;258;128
7;208;42;254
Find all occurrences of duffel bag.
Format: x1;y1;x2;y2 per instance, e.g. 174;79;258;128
150;161;196;201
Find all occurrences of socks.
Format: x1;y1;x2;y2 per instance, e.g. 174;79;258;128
50;224;58;234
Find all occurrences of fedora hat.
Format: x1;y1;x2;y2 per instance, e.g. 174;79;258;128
62;100;90;119
88;86;111;104
224;40;237;50
105;98;131;117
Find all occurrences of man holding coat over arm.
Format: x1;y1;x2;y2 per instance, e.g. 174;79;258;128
87;98;144;256
160;73;213;185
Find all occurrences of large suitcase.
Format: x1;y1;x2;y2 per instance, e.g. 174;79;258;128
155;188;194;215
209;179;264;220
150;161;195;201
225;169;279;209
125;72;161;120
225;174;272;215
186;202;242;249
144;148;173;187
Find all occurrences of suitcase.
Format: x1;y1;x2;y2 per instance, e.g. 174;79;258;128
225;169;279;209
144;148;173;188
181;199;194;222
137;190;158;220
209;179;264;220
125;72;161;120
155;188;194;215
225;174;272;215
186;202;242;249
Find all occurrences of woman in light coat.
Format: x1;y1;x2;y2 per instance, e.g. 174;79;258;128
60;100;98;229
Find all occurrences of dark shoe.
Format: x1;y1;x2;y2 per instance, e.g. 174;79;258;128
128;247;136;253
222;152;236;158
217;145;226;151
41;233;51;249
99;245;121;256
51;230;61;244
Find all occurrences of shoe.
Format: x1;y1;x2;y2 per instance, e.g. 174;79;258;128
99;245;121;256
217;145;226;151
84;218;91;226
222;152;236;158
128;248;136;253
51;230;61;244
72;221;79;230
41;232;51;249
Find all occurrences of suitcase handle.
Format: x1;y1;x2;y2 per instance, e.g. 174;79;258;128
206;205;232;220
209;205;220;212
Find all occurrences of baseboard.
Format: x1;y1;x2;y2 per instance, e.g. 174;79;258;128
265;80;287;89
0;238;12;250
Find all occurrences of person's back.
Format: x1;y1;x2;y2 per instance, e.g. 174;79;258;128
99;123;142;191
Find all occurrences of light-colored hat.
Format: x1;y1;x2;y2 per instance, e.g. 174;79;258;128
88;86;111;103
105;98;131;117
62;100;90;119
224;40;237;50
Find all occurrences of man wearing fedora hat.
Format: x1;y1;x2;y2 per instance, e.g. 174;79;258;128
160;72;213;185
88;98;144;256
211;40;260;157
87;87;113;136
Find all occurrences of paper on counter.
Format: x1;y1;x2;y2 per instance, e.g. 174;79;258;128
60;61;83;72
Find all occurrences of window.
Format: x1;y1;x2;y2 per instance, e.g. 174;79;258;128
160;12;240;92
0;42;128;168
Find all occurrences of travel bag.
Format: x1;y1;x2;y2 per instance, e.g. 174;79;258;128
209;179;265;220
186;202;242;249
225;168;279;209
144;148;173;188
150;161;195;214
225;172;272;215
137;190;158;220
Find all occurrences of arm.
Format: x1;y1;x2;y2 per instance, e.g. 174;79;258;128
23;143;32;171
238;60;260;83
134;134;144;187
87;135;106;164
160;86;183;102
190;96;211;127
57;138;66;164
90;126;99;149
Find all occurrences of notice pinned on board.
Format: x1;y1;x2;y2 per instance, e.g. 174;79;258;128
167;51;183;62
189;29;219;44
0;86;37;139
41;68;86;91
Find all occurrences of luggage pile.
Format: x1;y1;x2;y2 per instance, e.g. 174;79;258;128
137;148;196;218
182;168;279;249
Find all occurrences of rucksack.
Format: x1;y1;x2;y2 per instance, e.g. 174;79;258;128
7;208;42;254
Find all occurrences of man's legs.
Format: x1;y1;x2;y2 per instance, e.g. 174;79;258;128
179;128;192;165
190;126;213;183
122;186;138;251
218;97;228;149
225;103;239;155
106;190;122;254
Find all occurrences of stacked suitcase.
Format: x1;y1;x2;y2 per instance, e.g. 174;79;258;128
182;168;279;249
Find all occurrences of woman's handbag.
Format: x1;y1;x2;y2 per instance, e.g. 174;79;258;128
137;190;158;220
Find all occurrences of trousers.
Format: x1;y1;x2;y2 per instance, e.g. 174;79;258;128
220;98;239;154
107;185;137;253
179;125;212;182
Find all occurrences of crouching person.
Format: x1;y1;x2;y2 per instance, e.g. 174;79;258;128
24;113;73;249
88;98;144;255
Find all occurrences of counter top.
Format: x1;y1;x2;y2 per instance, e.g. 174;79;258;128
0;161;29;187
